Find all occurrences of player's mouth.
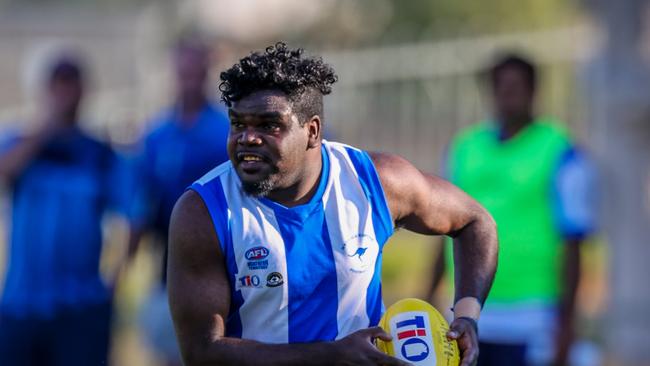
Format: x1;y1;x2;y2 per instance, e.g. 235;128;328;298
236;152;270;172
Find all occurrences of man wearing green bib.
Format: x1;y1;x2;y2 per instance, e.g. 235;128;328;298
429;55;596;366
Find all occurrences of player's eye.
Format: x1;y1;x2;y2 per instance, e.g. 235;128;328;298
231;121;245;129
261;122;280;131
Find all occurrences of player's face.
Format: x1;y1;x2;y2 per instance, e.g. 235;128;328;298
228;90;311;196
175;47;208;99
47;73;83;119
492;66;534;122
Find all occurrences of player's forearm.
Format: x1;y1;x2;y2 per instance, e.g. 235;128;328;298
181;337;339;366
559;241;581;324
451;209;498;306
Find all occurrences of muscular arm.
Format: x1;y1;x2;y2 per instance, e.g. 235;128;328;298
371;152;498;305
168;190;407;366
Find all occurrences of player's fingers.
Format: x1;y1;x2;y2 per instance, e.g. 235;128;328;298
446;319;479;366
365;326;392;342
446;329;460;340
447;318;470;340
459;346;479;366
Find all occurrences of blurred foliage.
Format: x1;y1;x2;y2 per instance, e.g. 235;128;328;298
0;0;152;11
381;0;581;37
0;0;584;50
303;0;583;48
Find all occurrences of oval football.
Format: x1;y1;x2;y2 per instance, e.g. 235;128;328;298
376;298;460;366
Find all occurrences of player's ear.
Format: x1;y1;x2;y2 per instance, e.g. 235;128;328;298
306;115;321;148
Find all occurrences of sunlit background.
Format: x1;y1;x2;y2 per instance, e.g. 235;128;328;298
1;0;649;365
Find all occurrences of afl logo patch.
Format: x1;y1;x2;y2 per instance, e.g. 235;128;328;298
266;272;284;287
245;246;269;260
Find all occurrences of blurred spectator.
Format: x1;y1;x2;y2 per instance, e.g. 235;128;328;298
0;52;128;365
127;37;230;365
427;54;597;366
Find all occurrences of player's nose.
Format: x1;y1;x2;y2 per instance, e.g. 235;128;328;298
238;128;262;146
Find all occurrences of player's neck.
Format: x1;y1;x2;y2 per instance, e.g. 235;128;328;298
499;114;533;141
177;95;207;126
266;150;323;208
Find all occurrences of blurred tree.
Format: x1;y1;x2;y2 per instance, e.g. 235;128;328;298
226;0;584;49
309;0;580;46
378;0;580;41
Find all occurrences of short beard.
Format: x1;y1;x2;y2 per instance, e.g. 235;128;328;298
241;178;276;197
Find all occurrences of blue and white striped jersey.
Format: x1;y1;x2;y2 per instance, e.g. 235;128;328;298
190;140;394;343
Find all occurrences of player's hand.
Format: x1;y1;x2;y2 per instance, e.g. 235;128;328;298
447;318;479;366
332;327;413;366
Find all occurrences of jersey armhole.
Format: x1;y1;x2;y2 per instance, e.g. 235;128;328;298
188;183;230;254
344;147;395;244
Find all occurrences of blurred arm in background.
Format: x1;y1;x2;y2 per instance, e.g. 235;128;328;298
552;147;597;366
0;128;55;182
425;242;446;306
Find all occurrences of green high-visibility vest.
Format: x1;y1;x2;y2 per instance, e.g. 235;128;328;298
445;118;570;304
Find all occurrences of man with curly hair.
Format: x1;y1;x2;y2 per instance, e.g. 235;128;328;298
167;42;498;366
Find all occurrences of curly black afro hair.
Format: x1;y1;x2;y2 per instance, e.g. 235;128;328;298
219;42;338;123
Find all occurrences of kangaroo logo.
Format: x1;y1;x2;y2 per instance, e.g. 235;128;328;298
341;234;378;273
347;247;368;261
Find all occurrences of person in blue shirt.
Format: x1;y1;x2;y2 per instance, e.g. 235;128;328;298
127;37;230;365
0;53;128;365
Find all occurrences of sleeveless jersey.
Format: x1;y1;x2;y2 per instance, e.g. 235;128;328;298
190;140;394;343
445;119;571;304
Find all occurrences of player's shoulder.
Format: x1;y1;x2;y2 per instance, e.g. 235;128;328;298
75;129;116;160
321;139;361;154
204;102;229;120
170;189;218;246
530;117;572;141
194;160;233;187
168;189;224;271
322;140;403;174
143;108;178;141
450;121;494;146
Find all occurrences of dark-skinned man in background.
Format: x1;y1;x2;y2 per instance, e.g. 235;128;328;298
127;37;230;366
168;43;498;366
0;52;128;365
427;54;597;366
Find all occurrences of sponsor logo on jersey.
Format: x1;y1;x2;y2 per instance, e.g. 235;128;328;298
390;312;434;363
247;260;269;270
266;272;283;287
238;275;262;288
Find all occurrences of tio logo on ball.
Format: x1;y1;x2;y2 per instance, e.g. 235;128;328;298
390;312;435;364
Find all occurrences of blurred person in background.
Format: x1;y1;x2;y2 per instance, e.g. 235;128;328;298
126;37;230;366
0;52;127;365
427;54;597;366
